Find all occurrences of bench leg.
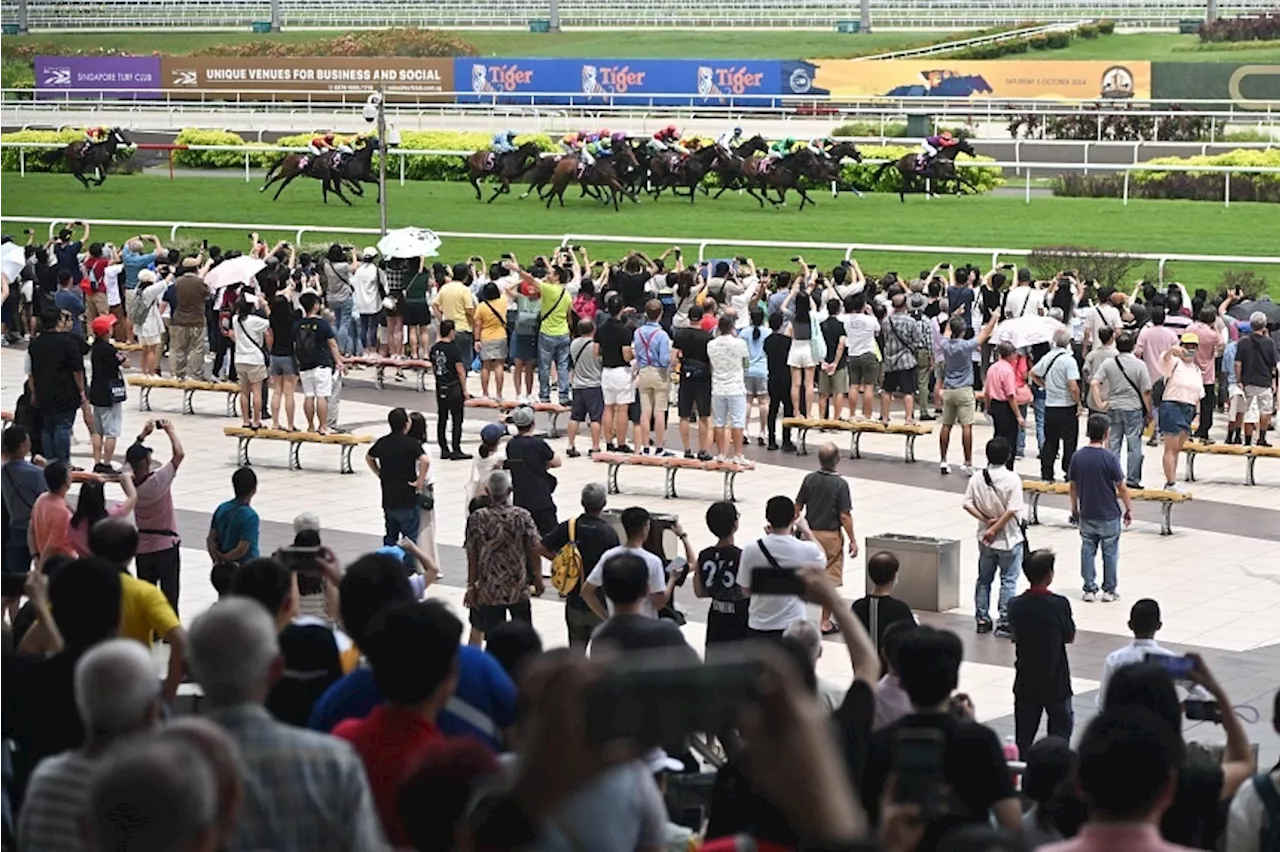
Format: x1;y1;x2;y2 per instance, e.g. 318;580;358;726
417;370;427;393
606;463;621;495
226;392;238;418
665;467;678;500
850;431;863;460
1028;492;1042;526
1245;456;1256;487
340;445;355;475
182;389;195;416
1185;452;1196;482
288;442;302;471
797;428;809;456
547;412;562;439
236;437;251;468
904;434;918;463
375;366;385;391
724;471;738;502
138;386;152;413
1160;502;1173;536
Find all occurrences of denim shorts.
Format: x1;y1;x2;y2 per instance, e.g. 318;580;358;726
1158;400;1195;436
269;355;297;377
512;333;537;362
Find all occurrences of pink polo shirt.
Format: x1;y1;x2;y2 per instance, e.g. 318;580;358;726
985;357;1017;402
1161;353;1205;406
1042;823;1198;852
1136;325;1179;384
1185;321;1220;384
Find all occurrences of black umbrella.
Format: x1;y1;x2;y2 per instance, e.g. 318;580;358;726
1230;297;1280;324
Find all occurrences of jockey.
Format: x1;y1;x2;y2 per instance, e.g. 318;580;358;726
651;125;686;155
919;131;959;166
807;136;833;157
84;126;109;145
491;129;519;155
766;136;796;162
581;136;612;168
309;132;337;157
715;127;743;157
560;131;583;153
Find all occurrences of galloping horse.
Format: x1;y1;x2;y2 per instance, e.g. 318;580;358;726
822;141;864;197
260;148;354;205
742;148;831;210
871;138;979;202
465;141;543;202
331;139;380;201
49;128;131;189
665;145;720;203
710;134;770;198
544;145;638;211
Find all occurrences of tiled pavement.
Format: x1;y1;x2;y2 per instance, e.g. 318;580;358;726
4;348;1277;763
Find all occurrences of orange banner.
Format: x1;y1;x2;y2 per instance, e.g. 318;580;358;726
803;60;1151;100
159;57;454;101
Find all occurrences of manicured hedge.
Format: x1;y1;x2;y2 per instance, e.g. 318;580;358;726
0;128;127;173
1051;148;1280;202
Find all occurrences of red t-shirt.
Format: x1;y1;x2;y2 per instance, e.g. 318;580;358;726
84;256;110;294
332;704;444;846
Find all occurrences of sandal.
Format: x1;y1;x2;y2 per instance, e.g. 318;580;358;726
821;624;840;636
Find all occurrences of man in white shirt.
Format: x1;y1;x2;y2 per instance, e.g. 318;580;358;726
1095;598;1179;709
582;506;679;620
962;436;1026;638
1001;268;1043;319
738;495;826;637
1225;687;1280;852
842;295;882;420
1083;287;1127;354
706;313;750;462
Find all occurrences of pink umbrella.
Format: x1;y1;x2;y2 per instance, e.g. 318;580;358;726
204;255;265;290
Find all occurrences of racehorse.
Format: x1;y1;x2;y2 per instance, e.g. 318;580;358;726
871;138;979;202
48;128;131;189
665;145;720;203
822;141;863;197
710;134;770;198
331;139;380;201
741;148;831;210
544;144;638;211
260;149;354;206
465;141;543;202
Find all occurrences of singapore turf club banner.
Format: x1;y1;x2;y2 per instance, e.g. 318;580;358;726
801;59;1152;100
35;56;162;100
158;57;455;101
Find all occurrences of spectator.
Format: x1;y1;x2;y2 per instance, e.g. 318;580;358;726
963;436;1026;637
2;425;46;577
1097;598;1180;709
86;314;127;472
782;276;818;419
1022;736;1076;848
764;311;796;451
266;293;299;431
938;310;999;474
843;293;880;422
66;475;137;558
207;467;259;567
366;407;429;548
53;271;85;339
1157;333;1205;490
708;312;751;462
484;619;543;683
186;598;389;851
396;737;503;852
589;551;697;658
1186;306;1224;443
230;295;270;429
153;718;246;852
464;469;541;644
295;292;344;435
128;419;185;611
1082;326;1119;416
582;506;678;621
1091;330;1153;489
692;500;749;652
739;495;826;638
473;281;509;400
879;292;924;425
851;551;917;650
596;292;636;452
320;244;356;355
816;297;849;420
1069;414;1132;602
862;625;1021;831
333;600;463;847
405;412;441;569
1007;549;1076;757
169;255;210;381
1225;688;1280;852
535;258;575;406
872;620;915;732
81;240;111;325
783;619;847;714
986;342;1027;469
431;262;476;370
674;303;715;460
466;421;507;502
538;482;619;649
633;299;674;456
402;262;433;360
1032;328;1083;484
429;319;469;460
1235;311;1278;448
26;305;89;464
352;247;385;357
795;443;856;635
29;460;75;568
566;318;604;458
503;405;562;534
1222;321;1250;446
17;639;163;852
135;268;169;376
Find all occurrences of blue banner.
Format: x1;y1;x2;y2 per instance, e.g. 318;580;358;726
455;58;798;106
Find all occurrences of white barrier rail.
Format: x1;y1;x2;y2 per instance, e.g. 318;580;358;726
3;216;1279;283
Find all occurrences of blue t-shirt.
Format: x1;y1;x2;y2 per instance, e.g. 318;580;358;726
210;498;259;564
1067;445;1124;522
53;241;82;280
122;248;157;290
308;645;517;751
940;337;978;389
53;289;85;338
740;326;769;379
946;285;975;329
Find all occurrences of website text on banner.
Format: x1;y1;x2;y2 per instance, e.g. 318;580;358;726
34;56;162;100
158;58;455;100
800;59;1153;100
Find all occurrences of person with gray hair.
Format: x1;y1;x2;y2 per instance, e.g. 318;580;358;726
1031;326;1083;485
1234;309;1277;447
18;639;163;852
537;482;620;648
464;468;542;645
782;619;845;714
187;599;389;852
154;719;245;852
84;737;220;852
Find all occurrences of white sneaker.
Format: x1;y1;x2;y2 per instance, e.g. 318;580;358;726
959;463;973;476
1099;590;1120;603
1166;482;1191;495
516;394;529;405
1082;591;1097;602
940;461;950;475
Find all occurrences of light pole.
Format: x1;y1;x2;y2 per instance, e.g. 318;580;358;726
365;90;388;236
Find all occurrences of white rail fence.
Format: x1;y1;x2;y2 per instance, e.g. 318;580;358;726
3;216;1279;283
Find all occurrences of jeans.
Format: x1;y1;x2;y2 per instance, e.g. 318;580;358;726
1040;406;1079;482
135;545;182;613
41;408;75;465
357;313;380;355
1016;403;1029;455
538;334;572;403
383;506;421;548
975;542;1023;624
437;385;464;453
1079;516;1121;594
1107;408;1145;485
1031;385;1047;452
1014;696;1074;759
330;300;354;356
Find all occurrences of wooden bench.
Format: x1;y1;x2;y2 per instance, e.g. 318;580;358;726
112;341;144;352
781;417;933;463
1;411;12;423
345;356;431;392
1183;440;1280;487
465;399;571;438
593;452;754;502
223;426;372;475
128;375;240;417
1022;480;1192;536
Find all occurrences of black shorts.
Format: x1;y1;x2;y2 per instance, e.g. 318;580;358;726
882;367;918;396
705;600;750;648
469;600;532;634
402;301;431;327
570;386;605;423
677;376;712;420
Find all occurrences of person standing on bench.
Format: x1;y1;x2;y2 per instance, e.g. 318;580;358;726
430;320;469;461
1031;328;1082;486
294;293;343;436
1235;310;1278;448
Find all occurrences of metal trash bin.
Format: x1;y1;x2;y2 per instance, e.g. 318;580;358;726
864;533;960;612
529;19;552;32
250;21;272;32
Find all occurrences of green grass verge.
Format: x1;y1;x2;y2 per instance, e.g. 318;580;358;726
1050;32;1280;62
1;173;1275;295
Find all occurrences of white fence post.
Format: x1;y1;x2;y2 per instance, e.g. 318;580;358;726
1123;171;1130;206
243;151;250;183
1225;172;1231;208
1025;170;1031;205
19;148;24;177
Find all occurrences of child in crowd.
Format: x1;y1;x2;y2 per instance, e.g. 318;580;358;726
692;501;747;653
850;551;917;650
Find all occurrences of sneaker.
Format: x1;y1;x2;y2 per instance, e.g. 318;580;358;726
450;450;474;461
993;622;1013;639
656;448;675;458
615;444;634;454
641;446;651;455
1082;590;1097;603
940;461;951;475
566;447;581;458
696;451;713;462
1099;590;1120;603
767;441;780;451
1258;437;1273;448
588;448;600;456
92;463;114;474
781;442;798;454
683;450;695;459
1165;482;1191;495
1126;481;1143;491
920;411;936;421
606;443;618;452
756;436;766;447
959;463;973;476
975;619;993;634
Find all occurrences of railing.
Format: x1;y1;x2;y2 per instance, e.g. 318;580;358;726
3;216;1279;283
856;21;1086;60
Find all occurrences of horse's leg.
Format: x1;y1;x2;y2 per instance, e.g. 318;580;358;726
486;180;507;203
798;186;816;210
95;165;106;185
332;179;353;207
272;173;296;201
470;172;484;201
73;167;91;189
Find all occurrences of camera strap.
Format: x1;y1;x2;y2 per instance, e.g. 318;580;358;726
756;539;784;571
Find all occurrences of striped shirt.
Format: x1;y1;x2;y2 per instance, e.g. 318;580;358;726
17;750;97;852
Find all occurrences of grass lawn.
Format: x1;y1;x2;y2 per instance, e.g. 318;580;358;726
1051;32;1280;62
2;173;1276;293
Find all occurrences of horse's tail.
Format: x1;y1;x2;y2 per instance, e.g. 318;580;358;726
39;144;70;166
870;161;894;185
263;153;289;184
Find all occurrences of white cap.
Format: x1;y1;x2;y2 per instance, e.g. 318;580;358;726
643;748;684;775
361;247;378;260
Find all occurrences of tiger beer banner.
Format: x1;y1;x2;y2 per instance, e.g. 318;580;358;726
801;60;1151;100
158;57;454;100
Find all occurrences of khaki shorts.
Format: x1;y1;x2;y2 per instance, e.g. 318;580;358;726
818;367;850;396
1243;385;1275;421
238;364;268;385
634;366;670;411
812;529;844;586
941;387;976;426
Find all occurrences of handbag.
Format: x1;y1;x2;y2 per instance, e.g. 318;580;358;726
983;469;1031;552
809;326;828;363
1113;354;1151;422
109;376;127;403
417;484;435;512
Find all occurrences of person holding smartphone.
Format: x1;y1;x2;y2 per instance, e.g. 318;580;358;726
737;495;825;639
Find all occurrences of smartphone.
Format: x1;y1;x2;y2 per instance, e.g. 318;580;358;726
0;573;27;598
278;545;322;573
1184;699;1222;723
894;729;948;820
750;566;805;597
790;256;801;263
668;556;690;586
202;239;208;250
501;253;513;260
1145;653;1195;679
154;419;170;429
584;648;760;747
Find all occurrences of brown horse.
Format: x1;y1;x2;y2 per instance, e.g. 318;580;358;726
740;148;831;210
711;134;770;198
544;147;636;210
870;138;978;202
465;141;543;202
46;128;130;189
260;149;353;205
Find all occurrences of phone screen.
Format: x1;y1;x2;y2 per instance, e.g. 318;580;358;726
895;730;948;819
1146;653;1195;679
750;566;804;597
278;545;322;573
668;556;690;586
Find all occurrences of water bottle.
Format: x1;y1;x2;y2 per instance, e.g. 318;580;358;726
1002;736;1020;762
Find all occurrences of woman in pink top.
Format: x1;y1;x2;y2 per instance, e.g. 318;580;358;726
28;461;76;568
67;474;138;558
1157;335;1205;491
1185;307;1223;442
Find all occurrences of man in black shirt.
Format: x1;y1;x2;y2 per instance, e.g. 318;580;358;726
693;501;748;650
1006;549;1076;758
430;319;469;460
588;552;696;660
539;482;620;649
673;306;714;460
365;407;428;549
1234;311;1278;447
818;300;849;420
610;254;653;315
25;306;90;465
763;312;795;452
595;293;636;453
503;405;561;534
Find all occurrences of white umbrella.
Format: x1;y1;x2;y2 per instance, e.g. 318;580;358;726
0;241;25;283
377;227;441;260
204;255;265;290
995;315;1064;349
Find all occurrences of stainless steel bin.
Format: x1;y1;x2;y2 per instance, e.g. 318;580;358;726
864;533;960;612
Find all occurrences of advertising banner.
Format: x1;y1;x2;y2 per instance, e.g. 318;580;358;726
35;56;162;100
158;57;454;101
800;60;1152;100
1152;63;1280;110
455;58;787;106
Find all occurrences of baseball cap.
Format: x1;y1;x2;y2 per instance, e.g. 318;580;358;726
1237;321;1252;334
361;247;379;260
90;314;117;337
480;422;508;445
125;443;153;467
505;406;535;429
293;512;321;534
1179;332;1199;346
180;256;200;270
643;749;685;775
57;228;72;240
376;544;406;562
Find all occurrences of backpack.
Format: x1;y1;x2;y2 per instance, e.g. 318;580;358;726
128;286;154;327
294;318;322;371
1254;773;1280;852
550;517;583;595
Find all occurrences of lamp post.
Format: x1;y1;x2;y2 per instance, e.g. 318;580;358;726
364;90;388;236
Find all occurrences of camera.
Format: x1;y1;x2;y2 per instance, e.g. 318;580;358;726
362;92;382;123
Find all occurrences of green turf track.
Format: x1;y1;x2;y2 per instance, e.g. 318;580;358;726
1;173;1276;294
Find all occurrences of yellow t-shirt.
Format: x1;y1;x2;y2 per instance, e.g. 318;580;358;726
433;281;476;333
119;572;181;647
537;281;571;338
474;296;509;343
